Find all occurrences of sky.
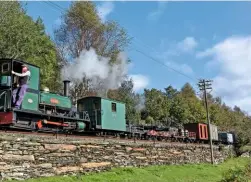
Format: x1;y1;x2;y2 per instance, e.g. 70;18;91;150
23;1;251;113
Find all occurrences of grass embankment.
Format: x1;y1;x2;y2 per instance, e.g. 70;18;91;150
12;157;250;182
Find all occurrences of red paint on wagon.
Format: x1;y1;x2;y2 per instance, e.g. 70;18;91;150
184;123;208;140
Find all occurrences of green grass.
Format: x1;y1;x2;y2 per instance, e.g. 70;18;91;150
11;157;251;182
242;145;251;152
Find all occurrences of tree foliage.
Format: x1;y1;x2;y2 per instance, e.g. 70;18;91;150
180;83;206;123
141;84;206;126
144;88;169;121
0;2;61;91
54;1;103;60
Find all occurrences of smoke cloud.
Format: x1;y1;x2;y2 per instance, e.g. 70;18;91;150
135;94;145;111
62;48;128;96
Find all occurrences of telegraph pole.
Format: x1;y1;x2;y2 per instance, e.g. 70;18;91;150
198;79;214;164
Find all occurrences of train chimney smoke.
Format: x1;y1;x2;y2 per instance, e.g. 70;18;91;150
63;80;70;97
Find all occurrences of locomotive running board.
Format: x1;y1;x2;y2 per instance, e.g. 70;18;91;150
12;108;90;122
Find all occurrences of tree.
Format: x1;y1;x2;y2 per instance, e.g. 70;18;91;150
98;21;131;60
215;96;222;105
169;93;190;124
164;85;178;99
180;83;196;99
144;88;170;122
54;1;103;60
145;116;154;125
120;79;142;124
54;1;131;102
234;127;251;157
0;2;61;91
234;105;242;113
209;103;222;125
180;83;206;123
187;98;206;122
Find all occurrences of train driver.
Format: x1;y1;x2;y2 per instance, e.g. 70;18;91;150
11;64;31;109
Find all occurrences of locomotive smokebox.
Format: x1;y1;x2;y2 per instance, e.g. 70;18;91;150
63;80;70;97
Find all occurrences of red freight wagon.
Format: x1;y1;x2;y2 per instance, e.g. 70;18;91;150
183;123;208;141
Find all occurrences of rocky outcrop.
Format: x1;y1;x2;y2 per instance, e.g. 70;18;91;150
0;133;234;181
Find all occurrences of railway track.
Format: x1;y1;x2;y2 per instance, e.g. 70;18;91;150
0;128;209;147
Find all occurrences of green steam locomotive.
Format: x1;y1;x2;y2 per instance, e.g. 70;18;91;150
0;59;126;134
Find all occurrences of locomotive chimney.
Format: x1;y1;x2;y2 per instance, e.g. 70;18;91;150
63;80;70;97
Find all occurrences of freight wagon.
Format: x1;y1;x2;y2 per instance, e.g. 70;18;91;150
209;124;219;143
184;123;208;142
183;123;220;144
218;132;234;145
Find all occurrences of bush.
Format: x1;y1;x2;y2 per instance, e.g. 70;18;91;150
220;163;251;182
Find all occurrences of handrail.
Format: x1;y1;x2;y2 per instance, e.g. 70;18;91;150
0;90;6;98
0;90;7;112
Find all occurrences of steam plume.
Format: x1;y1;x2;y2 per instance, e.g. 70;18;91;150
62;48;128;97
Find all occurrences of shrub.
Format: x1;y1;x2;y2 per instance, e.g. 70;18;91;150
220;163;251;182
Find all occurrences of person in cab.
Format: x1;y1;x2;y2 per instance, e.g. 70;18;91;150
11;64;31;109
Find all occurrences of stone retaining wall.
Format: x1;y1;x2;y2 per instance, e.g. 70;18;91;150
0;133;234;181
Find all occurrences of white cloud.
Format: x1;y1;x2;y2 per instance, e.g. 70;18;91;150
165;61;194;75
154;37;198;60
97;2;114;23
177;37;198;53
147;2;167;21
197;35;251;114
129;74;149;92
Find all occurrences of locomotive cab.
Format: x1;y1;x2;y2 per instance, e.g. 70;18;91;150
0;58;90;132
0;59;40;112
12;61;27;89
0;60;13;111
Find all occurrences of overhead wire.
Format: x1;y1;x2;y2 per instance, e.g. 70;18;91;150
132;49;197;81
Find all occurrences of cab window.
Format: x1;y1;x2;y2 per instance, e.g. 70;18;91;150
111;103;116;112
1;63;10;74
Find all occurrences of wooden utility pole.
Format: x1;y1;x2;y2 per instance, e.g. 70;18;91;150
198;79;214;164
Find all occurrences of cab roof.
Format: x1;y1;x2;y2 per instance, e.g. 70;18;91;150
78;96;125;105
0;58;40;69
